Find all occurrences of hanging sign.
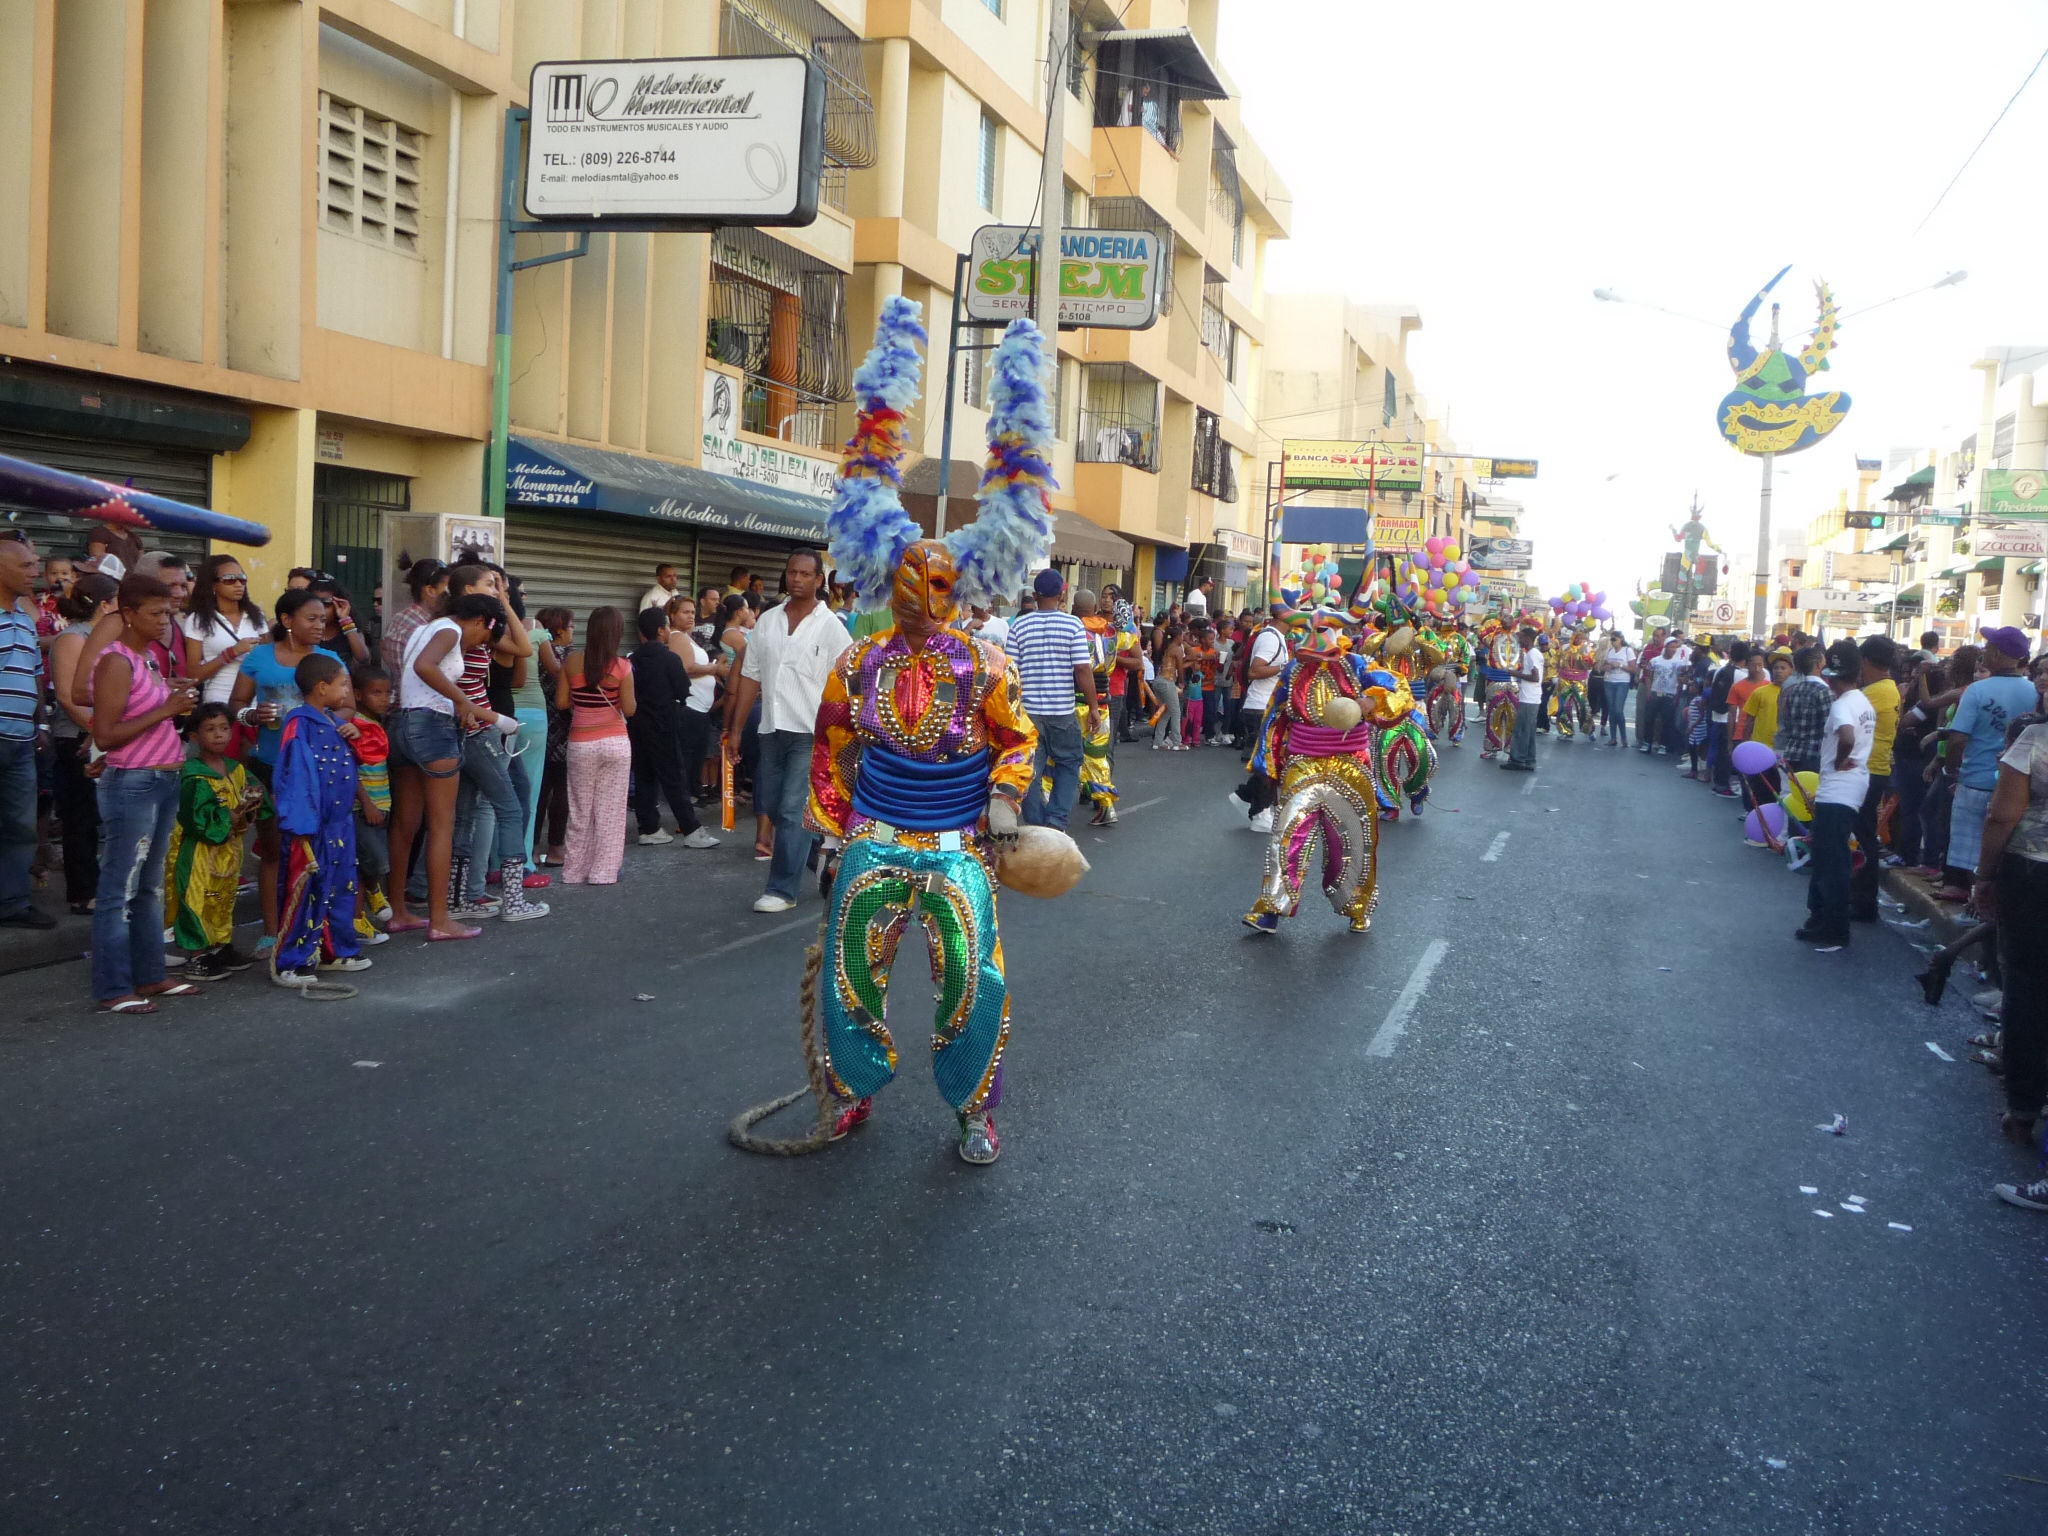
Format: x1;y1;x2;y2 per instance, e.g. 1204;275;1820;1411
524;56;826;226
1281;441;1425;492
963;226;1164;330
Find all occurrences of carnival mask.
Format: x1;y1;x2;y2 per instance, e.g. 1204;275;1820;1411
892;540;959;634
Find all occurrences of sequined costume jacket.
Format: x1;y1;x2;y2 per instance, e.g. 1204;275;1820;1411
808;626;1036;845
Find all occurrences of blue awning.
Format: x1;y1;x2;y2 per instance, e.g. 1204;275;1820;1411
507;434;831;543
1280;505;1370;545
1154;546;1190;582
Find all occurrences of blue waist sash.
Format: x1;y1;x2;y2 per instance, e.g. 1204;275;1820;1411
853;745;991;831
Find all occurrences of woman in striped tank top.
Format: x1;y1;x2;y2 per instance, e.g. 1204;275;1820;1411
554;606;637;884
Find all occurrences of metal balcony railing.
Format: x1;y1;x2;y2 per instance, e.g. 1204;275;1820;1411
1078;408;1159;472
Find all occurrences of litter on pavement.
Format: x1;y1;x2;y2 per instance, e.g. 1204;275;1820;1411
1888;1223;1913;1232
1925;1042;1955;1062
1799;1185;1819;1195
1817;1114;1847;1135
1812;1209;1834;1218
635;993;657;1002
353;1060;381;1068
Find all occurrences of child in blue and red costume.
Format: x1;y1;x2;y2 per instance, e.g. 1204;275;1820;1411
272;652;369;988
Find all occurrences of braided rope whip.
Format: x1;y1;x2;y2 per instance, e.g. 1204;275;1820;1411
727;922;837;1155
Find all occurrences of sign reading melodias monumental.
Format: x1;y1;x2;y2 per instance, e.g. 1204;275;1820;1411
524;56;825;226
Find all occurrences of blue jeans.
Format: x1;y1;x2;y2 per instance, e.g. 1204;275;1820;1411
454;729;527;888
756;729;817;901
516;706;547;866
1509;700;1540;766
1603;679;1630;744
1025;710;1085;828
91;766;181;1000
0;735;37;919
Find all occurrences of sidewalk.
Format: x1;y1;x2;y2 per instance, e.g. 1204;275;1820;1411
1882;863;1978;948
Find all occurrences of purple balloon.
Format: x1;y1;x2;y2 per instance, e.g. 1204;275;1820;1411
1731;739;1778;777
1549;596;1566;610
1744;803;1788;844
1592;604;1611;621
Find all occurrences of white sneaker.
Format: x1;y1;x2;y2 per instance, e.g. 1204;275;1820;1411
638;829;674;845
1224;789;1251;820
1248;809;1275;834
682;829;721;849
318;955;374;973
753;893;797;914
355;927;391;946
501;900;551;922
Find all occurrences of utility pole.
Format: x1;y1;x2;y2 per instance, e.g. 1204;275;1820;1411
1751;302;1779;638
1036;0;1069;377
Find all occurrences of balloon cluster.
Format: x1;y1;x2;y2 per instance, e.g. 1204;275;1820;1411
1280;545;1346;609
1397;536;1482;619
1547;580;1611;624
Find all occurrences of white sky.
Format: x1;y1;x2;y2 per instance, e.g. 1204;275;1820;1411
1218;0;2048;614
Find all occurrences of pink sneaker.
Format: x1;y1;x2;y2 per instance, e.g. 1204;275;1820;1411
830;1097;874;1140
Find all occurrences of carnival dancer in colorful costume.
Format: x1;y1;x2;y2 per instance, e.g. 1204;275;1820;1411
1367;656;1437;819
1474;614;1518;758
801;302;1066;1166
272;654;365;986
1425;621;1472;744
1070;590;1120;826
1551;627;1595;740
1242;610;1413;935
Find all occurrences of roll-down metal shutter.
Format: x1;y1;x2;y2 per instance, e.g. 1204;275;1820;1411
504;509;697;623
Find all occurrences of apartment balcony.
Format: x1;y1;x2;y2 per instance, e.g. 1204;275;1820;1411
1074;459;1167;545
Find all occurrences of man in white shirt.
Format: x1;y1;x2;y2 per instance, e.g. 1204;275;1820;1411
724;550;853;912
1640;634;1685;755
1505;625;1545;770
1226;606;1293;831
638;563;680;617
1184;578;1212;620
1798;639;1877;948
1598;631;1638;747
967;604;1009;649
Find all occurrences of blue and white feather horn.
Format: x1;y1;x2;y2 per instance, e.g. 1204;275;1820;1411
947;319;1057;610
828;295;927;608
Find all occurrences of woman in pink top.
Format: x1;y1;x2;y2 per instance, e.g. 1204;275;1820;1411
89;575;200;1012
554;606;636;884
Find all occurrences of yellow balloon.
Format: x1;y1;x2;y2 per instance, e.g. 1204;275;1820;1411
1442;543;1461;564
1783;770;1820;821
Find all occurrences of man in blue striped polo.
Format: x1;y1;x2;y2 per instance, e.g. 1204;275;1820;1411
1004;568;1099;831
0;531;56;929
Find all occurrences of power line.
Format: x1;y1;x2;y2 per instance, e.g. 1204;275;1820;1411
1912;37;2048;237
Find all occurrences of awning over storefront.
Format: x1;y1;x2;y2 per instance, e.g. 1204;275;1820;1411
1894;583;1924;602
1937;554;2005;577
1884;465;1935;501
1049;509;1134;567
1154;547;1190;583
507;434;830;543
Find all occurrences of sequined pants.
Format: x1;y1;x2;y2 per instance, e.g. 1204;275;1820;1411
822;831;1009;1112
1249;753;1380;927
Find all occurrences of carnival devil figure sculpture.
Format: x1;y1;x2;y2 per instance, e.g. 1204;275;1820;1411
1551;628;1595;740
797;301;1077;1166
1241;610;1415;935
1475;615;1519;758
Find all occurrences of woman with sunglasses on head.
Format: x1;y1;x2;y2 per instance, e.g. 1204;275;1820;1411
229;589;344;947
87;574;200;1013
180;553;270;705
381;558;450;679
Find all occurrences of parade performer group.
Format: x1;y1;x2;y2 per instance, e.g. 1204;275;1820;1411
775;298;1080;1167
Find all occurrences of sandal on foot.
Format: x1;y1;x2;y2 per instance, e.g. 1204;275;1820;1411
1967;1031;2001;1051
97;996;157;1015
426;923;483;942
385;915;429;933
1972;1048;2004;1071
139;981;200;999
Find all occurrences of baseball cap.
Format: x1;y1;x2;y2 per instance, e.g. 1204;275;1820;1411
1821;639;1861;679
1981;624;2030;660
1033;568;1065;597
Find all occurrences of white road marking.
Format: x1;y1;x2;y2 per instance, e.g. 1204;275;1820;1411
1521;773;1540;796
1122;796;1167;813
1365;938;1449;1059
688;916;815;961
1481;832;1510;863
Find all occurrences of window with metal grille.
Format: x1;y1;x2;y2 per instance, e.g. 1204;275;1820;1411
1092;197;1174;314
313;466;410;612
1191;409;1235;501
720;0;875;213
705;227;851;446
1092;37;1184;153
1211;127;1244;266
1078;363;1159;471
977;111;1000;213
320;93;424;256
1201;274;1228;360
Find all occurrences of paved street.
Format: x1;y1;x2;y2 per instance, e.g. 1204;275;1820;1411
5;728;2046;1535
